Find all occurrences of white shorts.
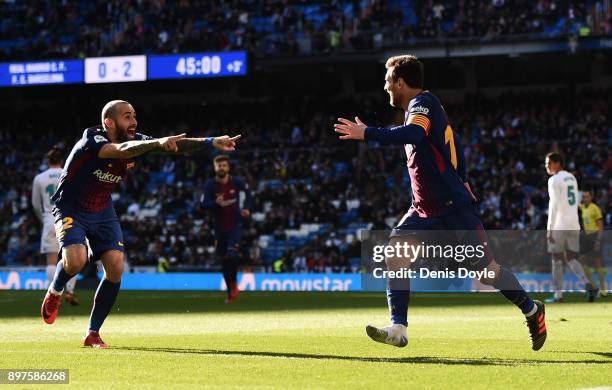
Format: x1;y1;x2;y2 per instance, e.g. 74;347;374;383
547;230;579;254
40;220;60;254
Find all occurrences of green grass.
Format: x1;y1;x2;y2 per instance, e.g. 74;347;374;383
0;291;610;389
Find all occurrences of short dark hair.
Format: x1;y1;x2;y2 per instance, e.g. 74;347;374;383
214;155;230;164
385;55;424;88
546;152;563;166
101;100;130;129
47;147;63;165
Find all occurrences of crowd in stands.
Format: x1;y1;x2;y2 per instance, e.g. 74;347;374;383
1;0;609;60
415;0;611;40
1;88;609;273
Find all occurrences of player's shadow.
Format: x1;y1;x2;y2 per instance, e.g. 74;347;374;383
548;351;612;359
114;346;612;366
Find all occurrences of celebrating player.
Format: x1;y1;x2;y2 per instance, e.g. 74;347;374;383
334;55;547;350
203;155;252;303
544;153;595;302
41;100;241;348
579;190;606;297
32;147;79;305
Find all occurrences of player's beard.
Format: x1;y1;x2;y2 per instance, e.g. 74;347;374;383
216;170;228;179
116;124;136;142
115;124;129;143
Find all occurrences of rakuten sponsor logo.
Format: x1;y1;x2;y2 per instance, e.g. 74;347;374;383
93;169;122;183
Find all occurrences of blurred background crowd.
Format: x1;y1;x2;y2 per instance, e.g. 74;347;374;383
0;0;609;273
1;0;610;59
1;88;609;271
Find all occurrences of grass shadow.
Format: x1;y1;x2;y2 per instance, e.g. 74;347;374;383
548;351;612;359
0;291;577;318
114;346;612;366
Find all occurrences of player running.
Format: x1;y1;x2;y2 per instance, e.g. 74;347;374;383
41;100;241;348
334;55;547;351
32;147;79;305
579;190;606;298
203;155;252;303
544;152;595;303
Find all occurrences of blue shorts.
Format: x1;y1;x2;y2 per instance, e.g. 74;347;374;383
52;206;124;261
391;205;493;270
215;229;241;257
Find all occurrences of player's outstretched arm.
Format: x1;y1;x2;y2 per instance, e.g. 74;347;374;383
98;134;241;159
334;117;424;145
151;134;242;155
181;135;241;154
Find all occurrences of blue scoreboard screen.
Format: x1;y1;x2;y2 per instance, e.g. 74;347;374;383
147;51;247;80
0;59;84;87
0;51;246;87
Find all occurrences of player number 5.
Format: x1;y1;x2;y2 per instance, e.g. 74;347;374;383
567;185;576;205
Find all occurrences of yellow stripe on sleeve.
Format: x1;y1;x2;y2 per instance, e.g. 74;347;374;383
407;114;431;134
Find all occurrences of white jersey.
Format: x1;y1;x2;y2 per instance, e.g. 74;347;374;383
32;167;63;223
547;170;580;231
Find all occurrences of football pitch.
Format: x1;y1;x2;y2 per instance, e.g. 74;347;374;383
0;291;610;389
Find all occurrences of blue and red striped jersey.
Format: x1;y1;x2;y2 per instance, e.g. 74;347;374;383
365;91;472;217
52;126;152;213
203;176;252;234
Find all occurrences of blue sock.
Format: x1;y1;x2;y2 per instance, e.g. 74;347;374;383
494;267;534;314
386;288;410;326
88;279;121;332
51;260;75;293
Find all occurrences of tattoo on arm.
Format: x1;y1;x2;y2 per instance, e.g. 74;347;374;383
175;138;209;154
117;140;161;158
150;138;210;156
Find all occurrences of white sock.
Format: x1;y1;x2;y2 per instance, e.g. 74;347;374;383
391;323;407;332
552;260;564;299
46;265;56;287
567;259;589;284
525;304;538;317
65;276;77;294
49;286;63;295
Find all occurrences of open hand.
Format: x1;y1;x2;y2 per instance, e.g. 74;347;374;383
334;117;367;140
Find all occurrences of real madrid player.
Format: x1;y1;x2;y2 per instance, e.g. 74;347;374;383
544;152;595;302
32;147;79;305
41;100;241;348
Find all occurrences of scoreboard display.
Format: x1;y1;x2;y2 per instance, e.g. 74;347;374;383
0;60;84;87
148;52;247;79
84;55;147;84
0;51;247;87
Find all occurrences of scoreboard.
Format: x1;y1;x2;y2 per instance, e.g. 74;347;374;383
85;55;147;84
0;51;246;87
0;60;84;87
148;52;246;79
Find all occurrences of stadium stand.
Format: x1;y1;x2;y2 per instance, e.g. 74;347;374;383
0;0;609;60
1;89;609;271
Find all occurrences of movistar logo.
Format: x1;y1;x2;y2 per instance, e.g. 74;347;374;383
411;105;429;115
93;169;122;184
